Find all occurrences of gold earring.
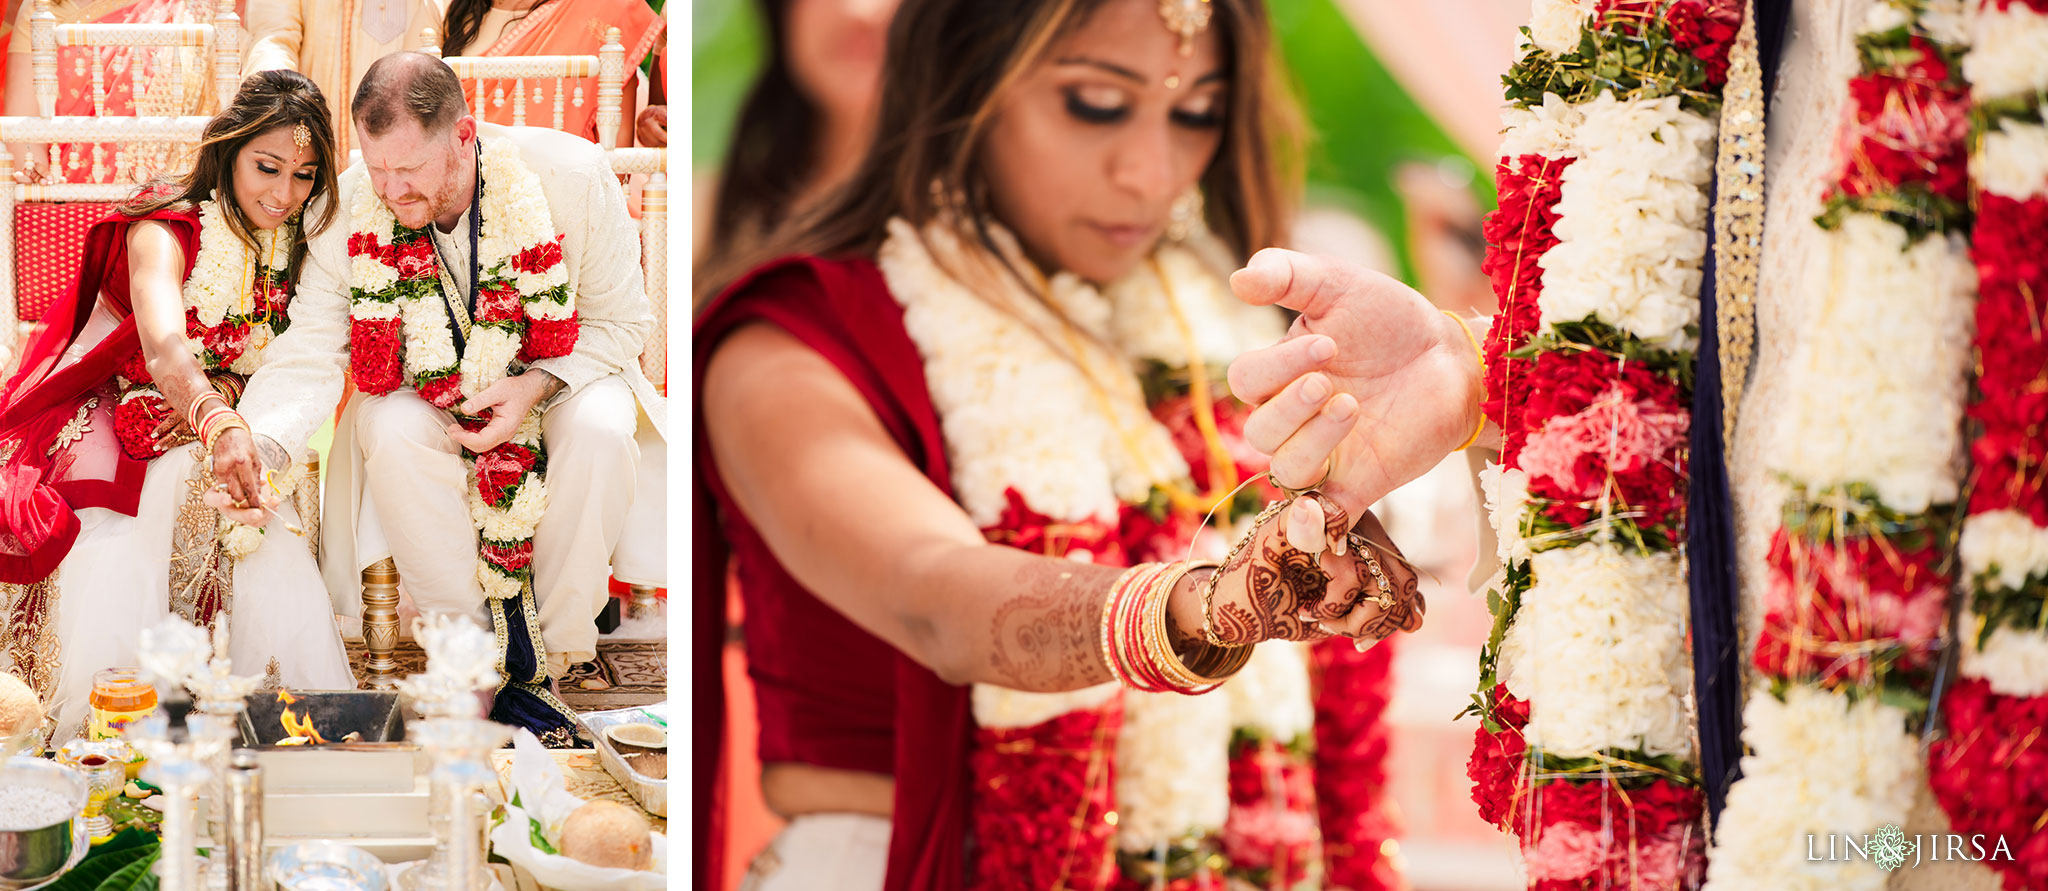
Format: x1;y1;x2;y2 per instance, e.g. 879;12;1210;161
1167;188;1204;242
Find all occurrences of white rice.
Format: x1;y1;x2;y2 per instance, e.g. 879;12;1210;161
0;786;73;829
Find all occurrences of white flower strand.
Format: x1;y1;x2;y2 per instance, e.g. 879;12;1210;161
1768;216;1976;514
1115;689;1232;852
1704;687;1921;891
1538;92;1716;351
1513;544;1693;758
1965;1;2048;102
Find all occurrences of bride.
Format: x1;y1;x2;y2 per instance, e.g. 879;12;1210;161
0;69;357;739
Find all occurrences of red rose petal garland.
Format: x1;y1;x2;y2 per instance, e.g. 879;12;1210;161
1473;2;1735;887
1928;3;2048;887
344;140;575;603
1706;7;1976;888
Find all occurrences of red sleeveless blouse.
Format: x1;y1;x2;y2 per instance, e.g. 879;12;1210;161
694;256;975;891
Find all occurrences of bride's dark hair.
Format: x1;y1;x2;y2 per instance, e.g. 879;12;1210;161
121;69;340;280
697;0;1304;311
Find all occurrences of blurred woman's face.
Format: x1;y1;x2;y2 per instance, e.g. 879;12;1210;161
978;0;1228;285
786;0;899;128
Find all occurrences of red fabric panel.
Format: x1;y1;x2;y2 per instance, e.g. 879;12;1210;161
14;203;115;322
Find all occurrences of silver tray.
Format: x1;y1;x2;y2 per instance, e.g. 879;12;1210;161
578;705;665;818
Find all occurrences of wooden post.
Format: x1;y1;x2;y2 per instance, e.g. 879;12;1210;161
360;558;402;690
628;585;659;620
639;172;665;392
596;27;623;151
213;0;241;115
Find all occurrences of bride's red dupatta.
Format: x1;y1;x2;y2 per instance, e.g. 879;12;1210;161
0;205;200;584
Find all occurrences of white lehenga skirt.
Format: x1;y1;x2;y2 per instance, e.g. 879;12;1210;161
42;441;356;738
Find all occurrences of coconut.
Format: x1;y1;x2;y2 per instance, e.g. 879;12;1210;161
558;799;654;871
0;672;40;738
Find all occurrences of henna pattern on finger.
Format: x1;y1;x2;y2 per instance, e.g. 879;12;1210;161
1356;572;1426;639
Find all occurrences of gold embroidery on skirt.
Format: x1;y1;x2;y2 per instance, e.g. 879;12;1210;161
1713;0;1765;450
1;573;63;712
170;447;234;629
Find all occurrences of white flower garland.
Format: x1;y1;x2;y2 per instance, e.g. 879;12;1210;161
1973;120;2048;200
1115;689;1232;853
1766;215;1976;514
1951;3;2048;700
1964;1;2048;103
1496;93;1585;161
1511;544;1693;758
1222;642;1315;747
880;215;1286;861
123;199;296;556
1479;461;1533;566
345;140;572;599
1527;0;1595;55
1537;92;1716;351
1704;687;1921;891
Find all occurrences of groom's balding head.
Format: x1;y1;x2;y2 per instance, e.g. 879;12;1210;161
353;52;469;138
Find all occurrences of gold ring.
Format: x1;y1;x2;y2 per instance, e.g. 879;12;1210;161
1268;456;1334;498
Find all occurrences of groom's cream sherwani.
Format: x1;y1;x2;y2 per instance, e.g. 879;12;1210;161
240;122;666;671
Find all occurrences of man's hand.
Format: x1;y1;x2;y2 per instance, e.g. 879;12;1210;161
635;106;667;148
207;427;288;526
1227;249;1483;522
447;370;562;453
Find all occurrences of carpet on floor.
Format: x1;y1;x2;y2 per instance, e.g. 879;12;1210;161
343;639;666;711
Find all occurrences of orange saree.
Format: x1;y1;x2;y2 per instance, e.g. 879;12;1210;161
465;0;663;145
6;0;209;184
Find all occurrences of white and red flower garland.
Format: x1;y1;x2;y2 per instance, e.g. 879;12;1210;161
112;198;297;559
1469;2;1737;887
344;139;575;601
1928;1;2048;885
1705;5;1977;889
877;216;1396;891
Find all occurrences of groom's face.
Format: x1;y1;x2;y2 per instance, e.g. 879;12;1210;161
358;117;474;230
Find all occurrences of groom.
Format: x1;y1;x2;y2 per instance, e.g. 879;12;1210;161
212;52;662;743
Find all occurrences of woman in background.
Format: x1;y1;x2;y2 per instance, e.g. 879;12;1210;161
699;0;899;265
436;0;664;148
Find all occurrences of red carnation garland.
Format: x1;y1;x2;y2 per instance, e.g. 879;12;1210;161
968;702;1123;891
1311;636;1401;891
1925;5;2048;881
1480;154;1574;465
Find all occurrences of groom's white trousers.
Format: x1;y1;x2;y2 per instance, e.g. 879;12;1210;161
354;376;639;674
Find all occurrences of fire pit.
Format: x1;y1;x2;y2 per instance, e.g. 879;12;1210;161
236;690;405;748
232;691;432;862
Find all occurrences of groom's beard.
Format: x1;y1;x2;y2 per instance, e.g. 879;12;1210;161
384;174;465;230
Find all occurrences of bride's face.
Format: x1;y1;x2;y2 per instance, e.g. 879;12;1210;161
231;125;318;231
978;0;1228;285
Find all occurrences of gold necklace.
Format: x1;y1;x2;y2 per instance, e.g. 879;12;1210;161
1041;256;1242;517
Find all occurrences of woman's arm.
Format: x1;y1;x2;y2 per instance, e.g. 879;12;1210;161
126;221;218;441
703;322;1393;691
